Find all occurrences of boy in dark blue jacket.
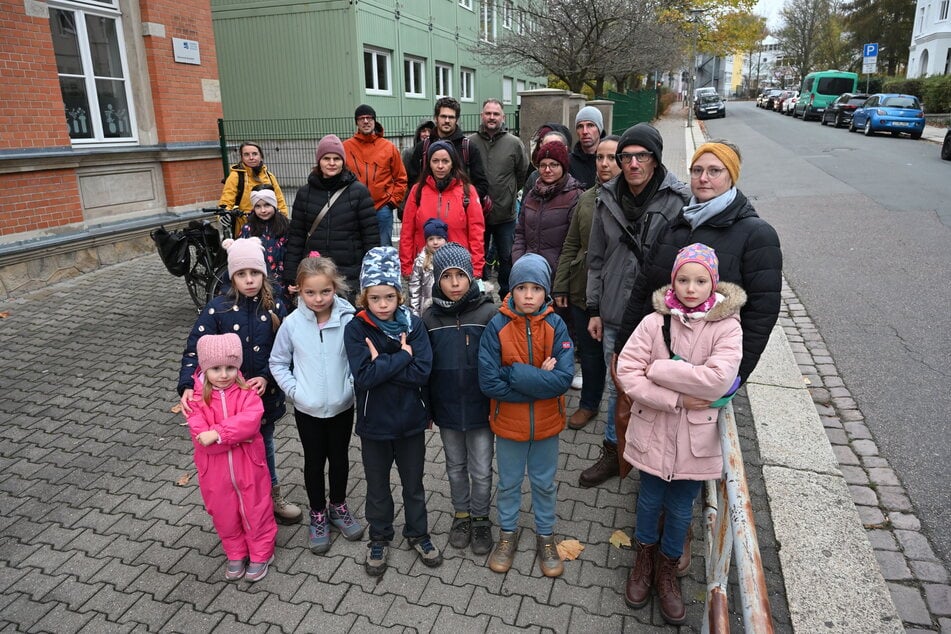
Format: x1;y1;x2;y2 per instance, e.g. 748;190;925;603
423;243;498;556
344;246;439;576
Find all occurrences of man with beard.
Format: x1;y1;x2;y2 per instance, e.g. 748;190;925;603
569;106;606;188
219;142;288;232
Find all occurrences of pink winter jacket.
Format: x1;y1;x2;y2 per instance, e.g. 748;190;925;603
616;282;745;482
186;371;277;562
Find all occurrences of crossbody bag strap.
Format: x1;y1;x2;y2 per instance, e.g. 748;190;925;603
306;185;349;241
662;313;674;358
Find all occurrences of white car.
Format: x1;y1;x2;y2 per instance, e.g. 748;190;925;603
782;95;799;116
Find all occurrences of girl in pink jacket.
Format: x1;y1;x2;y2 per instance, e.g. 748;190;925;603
186;333;278;583
615;243;744;625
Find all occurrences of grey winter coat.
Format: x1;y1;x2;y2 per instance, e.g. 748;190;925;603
467;126;529;225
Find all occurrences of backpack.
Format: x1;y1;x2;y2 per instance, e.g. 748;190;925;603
150;226;190;277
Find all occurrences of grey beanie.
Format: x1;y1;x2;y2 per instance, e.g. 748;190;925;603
575;106;604;134
617;123;663;166
509;253;552;296
433;242;473;282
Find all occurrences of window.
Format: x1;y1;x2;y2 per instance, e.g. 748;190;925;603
404;56;425;97
460;68;474;101
435;63;452;97
503;1;513;28
945;49;951;74
940;0;949;20
459;0;473;9
49;1;136;144
480;0;496;43
502;76;513;104
516;79;525;105
364;47;391;95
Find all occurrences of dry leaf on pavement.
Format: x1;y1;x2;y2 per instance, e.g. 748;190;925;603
170;403;182;413
175;472;192;486
556;538;584;560
0;311;10;318
609;529;632;549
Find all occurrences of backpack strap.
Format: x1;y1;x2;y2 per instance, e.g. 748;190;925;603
461;136;470;164
234;169;245;207
462;184;470;212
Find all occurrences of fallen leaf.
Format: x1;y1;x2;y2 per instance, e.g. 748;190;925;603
803;377;812;385
0;311;9;318
609;529;632;550
170;403;182;414
556;538;584;560
175;472;192;486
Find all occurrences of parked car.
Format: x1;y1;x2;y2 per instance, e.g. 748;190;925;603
761;89;783;110
695;93;726;119
942;126;951;161
849;93;925;139
783;95;799;115
794;70;859;120
820;93;870;128
774;90;798;112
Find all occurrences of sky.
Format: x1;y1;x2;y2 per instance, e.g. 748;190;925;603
754;0;786;29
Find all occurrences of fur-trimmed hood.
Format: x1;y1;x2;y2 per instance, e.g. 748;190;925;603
651;281;747;321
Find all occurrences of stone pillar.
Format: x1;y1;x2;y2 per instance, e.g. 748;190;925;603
516;89;574;147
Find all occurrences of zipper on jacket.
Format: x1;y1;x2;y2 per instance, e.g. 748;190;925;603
525;318;536;439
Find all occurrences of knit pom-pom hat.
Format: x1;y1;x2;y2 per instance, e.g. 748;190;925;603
197;333;242;370
223;236;267;278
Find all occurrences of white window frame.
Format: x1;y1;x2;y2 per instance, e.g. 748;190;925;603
459;0;473;9
516;79;525;105
480;0;496;44
502;76;514;105
940;0;949;20
503;1;513;29
404;55;426;98
460;68;475;102
50;0;138;146
364;47;392;96
435;63;453;98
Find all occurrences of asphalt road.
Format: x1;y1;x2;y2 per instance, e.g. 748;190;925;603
702;101;951;568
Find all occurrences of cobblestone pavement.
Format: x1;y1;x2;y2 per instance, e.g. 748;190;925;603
779;280;951;633
0;250;793;632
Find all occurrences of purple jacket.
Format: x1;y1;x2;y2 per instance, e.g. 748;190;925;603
512;175;585;284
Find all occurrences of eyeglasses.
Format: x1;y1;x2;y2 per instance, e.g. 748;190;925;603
437;114;457;121
690;166;727;179
538;162;562;172
615;151;653;165
356;115;374;122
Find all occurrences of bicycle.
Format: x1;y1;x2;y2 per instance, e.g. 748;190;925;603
151;207;246;312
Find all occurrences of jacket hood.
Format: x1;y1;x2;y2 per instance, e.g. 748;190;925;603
650;281;747;321
298;294;356;326
308;167;357;190
414;119;436;143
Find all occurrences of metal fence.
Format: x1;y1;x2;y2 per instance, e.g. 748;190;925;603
217;112;520;208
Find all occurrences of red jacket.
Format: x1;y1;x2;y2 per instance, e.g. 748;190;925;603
399;176;485;277
343;129;408;210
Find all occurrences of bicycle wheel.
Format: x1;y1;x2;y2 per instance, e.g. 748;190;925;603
184;242;215;311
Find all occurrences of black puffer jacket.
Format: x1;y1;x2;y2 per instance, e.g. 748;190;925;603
284;169;379;291
615;189;782;384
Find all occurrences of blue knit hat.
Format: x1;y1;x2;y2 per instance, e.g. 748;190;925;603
360;246;402;291
433;242;473;282
424;217;449;240
509;253;551;296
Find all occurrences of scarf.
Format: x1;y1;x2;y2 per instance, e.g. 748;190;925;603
434;175;454;192
317;170;345;190
531;173;568;201
619;165;666;223
681;187;737;230
431;283;482;313
664;288;721;320
366;305;412;340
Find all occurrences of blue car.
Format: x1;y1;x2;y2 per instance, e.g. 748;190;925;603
849;93;925;139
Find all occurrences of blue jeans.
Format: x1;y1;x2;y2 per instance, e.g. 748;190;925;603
438;426;494;517
602;325;618;444
260;420;277;486
360;433;429;543
634;471;703;559
484;220;515;296
377;205;394;246
496;435;558;535
571;304;605;412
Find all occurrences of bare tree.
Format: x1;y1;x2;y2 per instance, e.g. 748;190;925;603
775;0;830;80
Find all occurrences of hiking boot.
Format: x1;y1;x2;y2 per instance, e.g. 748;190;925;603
488;529;518;573
309;508;330;554
568;408;597;430
225;558;246;581
329;501;365;541
625;541;658;608
244;555;274;582
536;534;564;577
655;552;687;624
470;517;493;555
678;522;693;577
578;441;619;488
410;536;443;567
365;541;388;576
271;485;303;525
449;516;472;549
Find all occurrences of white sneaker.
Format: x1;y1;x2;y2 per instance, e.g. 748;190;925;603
571;371;583;390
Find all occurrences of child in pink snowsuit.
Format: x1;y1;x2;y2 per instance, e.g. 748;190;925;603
187;333;278;582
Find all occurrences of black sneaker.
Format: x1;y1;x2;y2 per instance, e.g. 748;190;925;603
470;517;493;555
449;516;472;549
365;541;388;576
409;536;443;567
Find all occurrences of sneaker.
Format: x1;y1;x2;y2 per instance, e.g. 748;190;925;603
571;371;583;390
488;529;518;573
366;541;389;576
329;502;366;541
225;558;246;581
244;555;274;582
470;517;493;555
449;516;472;549
409;536;443;567
309;508;330;554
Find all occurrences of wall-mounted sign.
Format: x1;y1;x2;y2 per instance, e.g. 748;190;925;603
173;38;201;65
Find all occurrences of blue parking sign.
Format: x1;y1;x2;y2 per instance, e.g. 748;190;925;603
864;43;879;58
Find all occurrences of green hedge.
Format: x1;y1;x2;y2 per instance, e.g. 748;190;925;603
881;75;951;113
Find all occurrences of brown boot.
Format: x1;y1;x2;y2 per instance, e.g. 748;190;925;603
567;408;596;430
578;441;619;488
271;485;303;525
625;541;658;608
655;552;686;625
678;522;693;577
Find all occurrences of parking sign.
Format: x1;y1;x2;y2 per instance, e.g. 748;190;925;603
863;43;879;59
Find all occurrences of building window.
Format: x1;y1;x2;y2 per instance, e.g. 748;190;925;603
404;56;425;98
940;0;949;20
435;63;452;98
480;0;496;44
503;1;513;29
49;2;136;144
460;68;474;101
945;49;951;74
502;76;513;104
516;79;525;105
459;0;473;9
364;47;391;95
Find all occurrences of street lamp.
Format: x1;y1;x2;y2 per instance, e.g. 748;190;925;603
686;8;707;128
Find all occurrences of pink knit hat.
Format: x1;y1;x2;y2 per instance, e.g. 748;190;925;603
316;134;345;163
671;242;719;288
223;236;267;278
197;333;242;370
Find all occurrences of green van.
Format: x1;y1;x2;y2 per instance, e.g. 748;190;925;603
793;70;859;121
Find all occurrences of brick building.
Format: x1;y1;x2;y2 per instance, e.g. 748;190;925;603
0;0;223;298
